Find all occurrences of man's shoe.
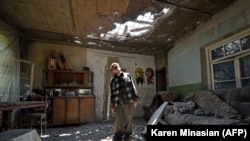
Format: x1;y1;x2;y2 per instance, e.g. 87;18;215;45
124;135;134;141
112;134;122;141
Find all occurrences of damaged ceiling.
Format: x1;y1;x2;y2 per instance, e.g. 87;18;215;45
0;0;236;56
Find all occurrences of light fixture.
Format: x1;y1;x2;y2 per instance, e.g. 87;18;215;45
87;42;96;45
73;36;82;44
74;40;82;44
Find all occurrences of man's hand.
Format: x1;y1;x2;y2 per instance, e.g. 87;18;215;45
133;100;138;107
111;106;116;113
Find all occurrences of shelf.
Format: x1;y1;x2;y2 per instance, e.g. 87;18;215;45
43;69;93;89
43;84;93;89
44;69;92;73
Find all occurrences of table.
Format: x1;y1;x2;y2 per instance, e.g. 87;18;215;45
0;129;41;141
0;101;47;131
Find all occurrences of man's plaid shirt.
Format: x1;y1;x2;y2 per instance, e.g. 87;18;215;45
110;71;139;107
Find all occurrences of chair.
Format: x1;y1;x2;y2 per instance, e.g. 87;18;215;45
20;95;47;136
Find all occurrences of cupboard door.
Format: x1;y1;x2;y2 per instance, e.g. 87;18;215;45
53;97;66;125
79;97;95;123
66;97;79;124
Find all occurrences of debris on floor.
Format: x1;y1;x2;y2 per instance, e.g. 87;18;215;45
41;118;146;141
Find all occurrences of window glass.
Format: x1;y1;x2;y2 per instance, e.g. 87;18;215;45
214;81;236;89
224;39;240;56
239;55;250;87
241;35;250;50
239;55;250;77
241;79;250;87
213;61;235;81
211;46;224;60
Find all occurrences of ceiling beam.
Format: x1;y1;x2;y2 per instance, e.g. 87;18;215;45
155;0;213;16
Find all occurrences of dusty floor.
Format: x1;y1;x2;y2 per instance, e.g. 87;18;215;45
41;118;147;141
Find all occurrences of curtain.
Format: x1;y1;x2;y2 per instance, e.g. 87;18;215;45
0;19;20;102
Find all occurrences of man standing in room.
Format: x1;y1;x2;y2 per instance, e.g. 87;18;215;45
109;62;140;141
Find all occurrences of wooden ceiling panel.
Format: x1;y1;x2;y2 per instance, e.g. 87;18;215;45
0;0;236;56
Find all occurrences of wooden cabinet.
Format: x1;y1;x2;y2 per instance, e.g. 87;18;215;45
79;97;95;123
66;97;79;124
52;97;66;125
52;96;95;125
43;69;95;125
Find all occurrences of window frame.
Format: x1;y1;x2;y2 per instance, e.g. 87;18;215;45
205;28;250;90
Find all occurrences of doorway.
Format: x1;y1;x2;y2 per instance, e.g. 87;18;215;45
156;67;167;92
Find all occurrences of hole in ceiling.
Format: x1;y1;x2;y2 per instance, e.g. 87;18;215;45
87;7;170;43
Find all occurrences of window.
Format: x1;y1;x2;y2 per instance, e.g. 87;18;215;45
20;59;34;99
212;60;236;89
239;54;250;87
208;33;250;90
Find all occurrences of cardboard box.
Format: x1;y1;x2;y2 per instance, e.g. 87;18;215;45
60;54;73;71
47;58;56;69
52;53;65;70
